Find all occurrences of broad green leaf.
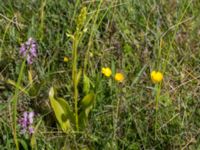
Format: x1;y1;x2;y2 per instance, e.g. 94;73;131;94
49;87;74;133
79;110;87;129
83;74;90;94
80;92;95;111
56;97;75;125
79;92;95;129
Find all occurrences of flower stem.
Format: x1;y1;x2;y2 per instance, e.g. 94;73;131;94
154;84;161;139
12;60;26;150
72;33;79;131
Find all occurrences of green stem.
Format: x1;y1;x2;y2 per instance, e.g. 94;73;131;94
72;33;79;131
154;83;161;138
12;60;26;150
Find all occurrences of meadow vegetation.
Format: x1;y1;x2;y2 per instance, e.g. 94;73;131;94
0;0;200;149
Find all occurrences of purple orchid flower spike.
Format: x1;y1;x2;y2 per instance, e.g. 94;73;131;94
19;37;38;64
19;112;28;128
19;111;35;135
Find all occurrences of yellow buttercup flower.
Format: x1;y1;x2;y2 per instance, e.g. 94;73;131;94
151;71;163;83
102;67;112;77
114;73;124;82
64;56;69;62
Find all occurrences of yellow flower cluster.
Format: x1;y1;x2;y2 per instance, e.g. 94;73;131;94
150;71;163;83
102;67;124;82
101;67;163;84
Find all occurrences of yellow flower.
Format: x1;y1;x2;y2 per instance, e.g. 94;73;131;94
151;71;163;83
63;56;69;62
114;73;124;82
102;67;112;77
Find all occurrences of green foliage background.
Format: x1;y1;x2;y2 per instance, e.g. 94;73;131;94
0;0;200;149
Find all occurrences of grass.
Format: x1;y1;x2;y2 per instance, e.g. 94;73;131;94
0;0;200;149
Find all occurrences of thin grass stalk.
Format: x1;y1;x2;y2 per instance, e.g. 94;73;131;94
83;0;103;74
12;60;26;150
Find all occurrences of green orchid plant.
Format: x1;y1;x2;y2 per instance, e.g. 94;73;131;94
49;7;95;132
